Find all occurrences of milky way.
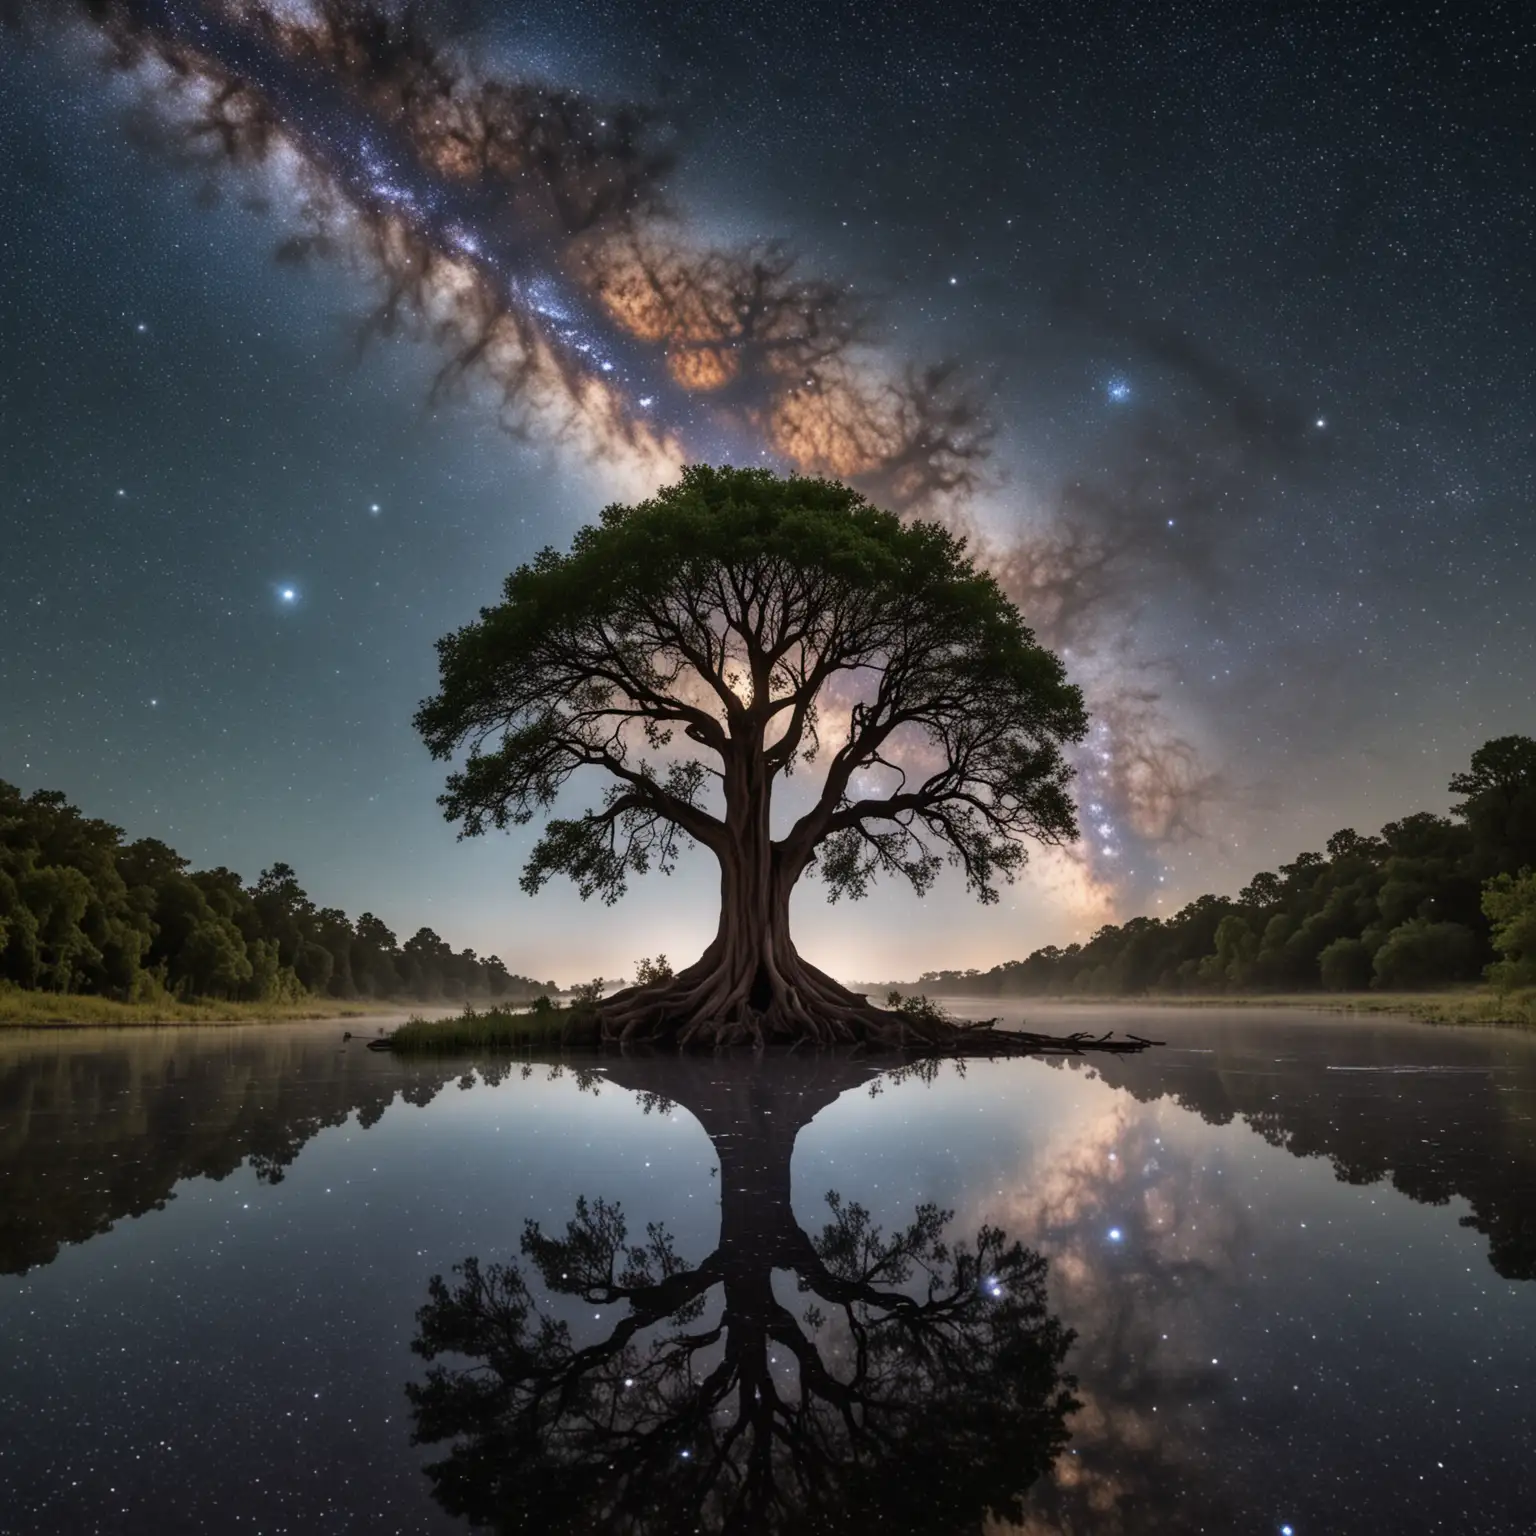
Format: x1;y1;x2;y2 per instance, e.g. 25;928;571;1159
6;0;1530;967
8;0;1224;909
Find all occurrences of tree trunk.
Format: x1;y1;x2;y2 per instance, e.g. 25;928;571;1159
598;738;891;1046
594;746;1159;1054
598;864;883;1046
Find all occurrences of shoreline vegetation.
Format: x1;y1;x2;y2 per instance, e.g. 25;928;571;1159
1;778;558;1026
380;984;1536;1057
5;736;1531;1038
5;983;1530;1035
873;736;1536;1026
0;986;399;1028
926;987;1536;1030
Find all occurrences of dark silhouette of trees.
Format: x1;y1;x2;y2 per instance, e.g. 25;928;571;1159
910;735;1536;999
406;1055;1077;1534
1084;1020;1536;1281
416;466;1087;1047
0;780;553;1007
1450;735;1536;877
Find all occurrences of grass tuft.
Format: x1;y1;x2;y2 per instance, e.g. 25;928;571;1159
386;1001;603;1054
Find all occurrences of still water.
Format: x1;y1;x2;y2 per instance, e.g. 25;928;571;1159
0;1007;1532;1534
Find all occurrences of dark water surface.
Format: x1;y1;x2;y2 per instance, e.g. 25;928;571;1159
1;1007;1533;1534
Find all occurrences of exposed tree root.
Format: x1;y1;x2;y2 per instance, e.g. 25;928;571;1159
595;952;1159;1057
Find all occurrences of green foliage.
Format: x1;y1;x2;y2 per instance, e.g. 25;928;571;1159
1371;920;1482;990
914;736;1535;999
387;1003;603;1054
1318;937;1374;992
416;465;1086;909
1483;869;1536;990
0;778;552;1013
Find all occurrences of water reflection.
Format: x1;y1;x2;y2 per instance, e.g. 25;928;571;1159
0;1025;466;1273
407;1057;1075;1533
2;1013;1530;1281
2;1017;1535;1532
1067;1013;1536;1279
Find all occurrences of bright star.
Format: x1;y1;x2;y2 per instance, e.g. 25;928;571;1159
1108;1227;1123;1242
280;587;297;602
1315;417;1326;428
1107;378;1131;402
369;503;381;514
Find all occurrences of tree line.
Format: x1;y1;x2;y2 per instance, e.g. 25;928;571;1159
0;780;555;1005
915;736;1536;998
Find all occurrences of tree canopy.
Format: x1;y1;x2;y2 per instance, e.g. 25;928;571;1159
417;465;1087;1046
0;782;551;1007
911;734;1536;1000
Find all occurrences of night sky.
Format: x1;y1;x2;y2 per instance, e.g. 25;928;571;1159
1;0;1531;983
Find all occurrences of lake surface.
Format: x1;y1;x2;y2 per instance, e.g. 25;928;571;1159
1;1006;1533;1534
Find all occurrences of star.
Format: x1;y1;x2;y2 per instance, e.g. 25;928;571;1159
280;587;297;602
369;503;381;514
1107;378;1131;402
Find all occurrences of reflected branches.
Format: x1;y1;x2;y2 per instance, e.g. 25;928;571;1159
407;1055;1076;1533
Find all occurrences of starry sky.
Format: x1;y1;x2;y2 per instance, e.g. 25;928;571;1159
1;0;1531;983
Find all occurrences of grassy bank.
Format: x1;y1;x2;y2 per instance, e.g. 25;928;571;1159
0;987;387;1029
1321;988;1536;1028
928;987;1536;1029
386;1002;603;1053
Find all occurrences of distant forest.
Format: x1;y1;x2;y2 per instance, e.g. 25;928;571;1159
915;736;1536;998
0;780;555;1005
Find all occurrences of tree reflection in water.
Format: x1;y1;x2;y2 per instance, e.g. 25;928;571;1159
407;1055;1077;1534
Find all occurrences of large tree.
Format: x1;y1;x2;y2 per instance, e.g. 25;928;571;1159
416;466;1089;1046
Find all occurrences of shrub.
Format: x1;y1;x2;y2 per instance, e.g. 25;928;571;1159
1482;868;1536;990
1371;920;1482;990
1318;937;1374;991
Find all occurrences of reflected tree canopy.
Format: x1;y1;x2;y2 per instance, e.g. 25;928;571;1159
407;1056;1077;1534
3;1021;1533;1285
1077;1021;1536;1279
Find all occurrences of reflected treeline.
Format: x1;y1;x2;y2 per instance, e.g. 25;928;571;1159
408;1056;1077;1534
3;1017;1533;1288
0;1026;469;1273
1074;1017;1536;1279
4;1024;1534;1531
